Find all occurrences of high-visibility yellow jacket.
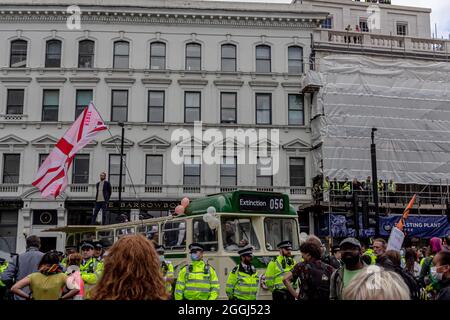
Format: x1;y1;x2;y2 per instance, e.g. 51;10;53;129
161;260;175;295
323;180;330;192
226;264;259;300
80;257;102;299
363;249;377;265
175;260;220;300
378;181;384;192
388;182;396;193
0;260;8;287
265;255;297;292
342;181;351;192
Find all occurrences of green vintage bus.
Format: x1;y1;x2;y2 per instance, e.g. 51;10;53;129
46;190;301;299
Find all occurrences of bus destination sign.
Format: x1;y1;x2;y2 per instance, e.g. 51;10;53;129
238;194;286;213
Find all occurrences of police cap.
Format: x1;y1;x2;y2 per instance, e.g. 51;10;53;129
189;243;204;253
154;244;165;254
238;245;254;257
80;241;94;250
277;240;293;250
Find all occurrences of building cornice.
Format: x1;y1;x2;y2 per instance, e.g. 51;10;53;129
0;7;326;29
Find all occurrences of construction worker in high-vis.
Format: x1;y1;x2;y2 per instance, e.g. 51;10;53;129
226;245;259;300
264;240;297;301
175;243;220;300
155;244;175;299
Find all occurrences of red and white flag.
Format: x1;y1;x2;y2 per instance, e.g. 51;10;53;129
32;102;107;198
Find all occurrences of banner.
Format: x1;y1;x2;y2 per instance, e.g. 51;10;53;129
380;215;450;238
321;214;376;238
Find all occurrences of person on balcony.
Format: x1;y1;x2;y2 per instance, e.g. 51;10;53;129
90;172;112;225
388;179;397;203
342;178;351;194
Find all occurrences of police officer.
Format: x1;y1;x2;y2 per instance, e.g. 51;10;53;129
175;243;220;300
93;241;105;275
226;245;259;300
80;241;102;299
265;240;297;301
155;244;175;298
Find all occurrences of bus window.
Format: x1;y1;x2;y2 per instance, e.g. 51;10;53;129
81;232;96;242
66;235;75;247
193;218;218;252
136;224;159;244
98;230;114;247
264;218;299;251
116;227;135;238
162;221;186;250
221;218;260;252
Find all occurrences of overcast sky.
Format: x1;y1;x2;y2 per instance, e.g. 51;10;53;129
213;0;450;38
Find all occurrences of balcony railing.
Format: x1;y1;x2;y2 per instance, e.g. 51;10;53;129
70;184;89;193
315;29;449;56
0;184;19;192
144;186;163;193
0;114;27;121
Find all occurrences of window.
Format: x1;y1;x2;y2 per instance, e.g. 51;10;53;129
111;90;128;122
75;90;93;119
150;42;166;70
109;154;125;188
185;43;201;71
222;217;260;251
78;40;95;68
322;17;333;29
45;40;62;68
221;44;236;72
256;93;271;124
10;39;27;68
72;154;89;184
397;23;408;36
257;157;273;187
0;211;18;253
264;218;299;251
183;156;201;186
136;224;159;242
113;41;129;69
42;90;59;121
2;154;20;184
162;221;186;250
288;94;304;125
38;154;48;167
256;45;271;73
148;91;164;123
359;19;369;32
290;157;305;186
6;89;24;115
146;155;163;185
288;46;303;74
220;92;237;124
184;91;201;123
193;218;218;252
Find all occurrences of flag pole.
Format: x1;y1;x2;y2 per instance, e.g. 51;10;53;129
118;122;125;223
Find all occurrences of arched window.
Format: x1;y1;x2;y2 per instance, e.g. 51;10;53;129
78;40;95;68
113;41;129;69
255;45;271;73
150;42;166;70
10;39;28;68
45;39;62;68
185;43;201;71
221;44;236;72
288;46;303;74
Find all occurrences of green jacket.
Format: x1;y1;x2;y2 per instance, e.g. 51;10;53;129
0;261;8;287
226;264;259;300
175;260;220;300
265;255;297;292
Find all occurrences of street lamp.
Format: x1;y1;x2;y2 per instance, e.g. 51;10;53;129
118;122;125;223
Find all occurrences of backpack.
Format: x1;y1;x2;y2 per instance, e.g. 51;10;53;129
299;261;333;300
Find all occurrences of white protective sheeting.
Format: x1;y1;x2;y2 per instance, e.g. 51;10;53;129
311;55;450;185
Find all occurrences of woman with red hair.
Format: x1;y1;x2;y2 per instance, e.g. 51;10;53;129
91;235;168;300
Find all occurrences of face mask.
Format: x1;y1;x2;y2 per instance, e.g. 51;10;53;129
341;253;360;267
191;253;200;261
159;255;165;262
431;267;444;281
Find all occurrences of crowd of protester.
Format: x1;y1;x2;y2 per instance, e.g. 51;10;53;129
0;233;449;301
